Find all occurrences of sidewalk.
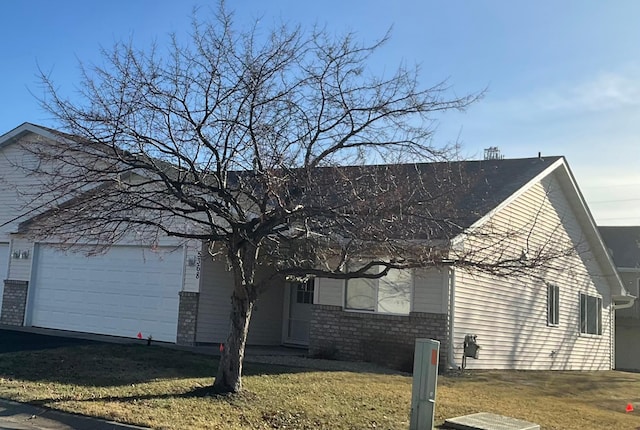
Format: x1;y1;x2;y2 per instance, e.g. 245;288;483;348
0;399;149;430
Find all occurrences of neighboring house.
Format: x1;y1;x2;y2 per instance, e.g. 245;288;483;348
0;123;632;372
598;226;640;371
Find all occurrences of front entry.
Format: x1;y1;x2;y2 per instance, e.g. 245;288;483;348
284;279;314;345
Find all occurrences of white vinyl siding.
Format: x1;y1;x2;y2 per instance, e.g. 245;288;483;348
454;172;613;371
195;255;283;345
7;237;33;281
413;268;448;313
316;278;344;306
195;257;234;344
0;134;70;242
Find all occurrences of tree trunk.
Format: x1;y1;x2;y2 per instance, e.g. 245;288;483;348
213;289;254;393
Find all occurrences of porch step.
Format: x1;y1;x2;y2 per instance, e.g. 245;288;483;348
444;412;540;430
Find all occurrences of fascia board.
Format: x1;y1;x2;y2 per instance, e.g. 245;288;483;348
0;123;73;150
558;161;628;295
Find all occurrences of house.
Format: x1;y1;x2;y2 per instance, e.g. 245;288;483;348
598;226;640;371
0;123;631;371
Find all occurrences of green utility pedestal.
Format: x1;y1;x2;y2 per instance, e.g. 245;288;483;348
409;338;439;430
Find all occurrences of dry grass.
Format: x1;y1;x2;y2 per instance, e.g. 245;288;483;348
0;344;639;429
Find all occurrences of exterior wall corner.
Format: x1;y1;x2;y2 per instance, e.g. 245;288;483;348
0;280;29;326
177;291;199;345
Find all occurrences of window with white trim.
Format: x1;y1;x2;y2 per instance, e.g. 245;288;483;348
580;293;602;335
295;279;314;304
547;284;559;326
345;267;412;315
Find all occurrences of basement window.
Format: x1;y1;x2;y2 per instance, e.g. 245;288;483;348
580;293;602;335
547;284;559;326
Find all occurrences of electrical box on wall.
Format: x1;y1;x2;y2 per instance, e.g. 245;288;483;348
464;334;480;359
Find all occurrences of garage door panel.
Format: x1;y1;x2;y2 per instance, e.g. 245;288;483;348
30;245;183;342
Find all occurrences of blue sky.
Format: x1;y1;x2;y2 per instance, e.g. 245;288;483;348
1;1;639;225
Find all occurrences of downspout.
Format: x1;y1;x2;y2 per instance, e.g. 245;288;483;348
447;266;459;370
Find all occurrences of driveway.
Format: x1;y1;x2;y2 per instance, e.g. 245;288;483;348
0;327;97;353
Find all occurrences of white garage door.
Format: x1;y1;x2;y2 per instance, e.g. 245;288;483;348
30;245;183;342
0;243;9;312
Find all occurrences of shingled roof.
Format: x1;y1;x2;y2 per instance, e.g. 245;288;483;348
2;123;564;244
299;156;564;241
598;226;640;269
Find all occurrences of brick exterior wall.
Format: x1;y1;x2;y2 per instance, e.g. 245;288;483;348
309;304;448;371
1;280;29;326
177;291;199;345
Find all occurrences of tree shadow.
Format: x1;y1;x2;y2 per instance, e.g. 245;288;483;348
0;341;380;388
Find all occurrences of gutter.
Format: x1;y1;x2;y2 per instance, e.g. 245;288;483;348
447;266;459;369
612;294;636;310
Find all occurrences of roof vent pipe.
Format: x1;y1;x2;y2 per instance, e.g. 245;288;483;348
483;147;503;160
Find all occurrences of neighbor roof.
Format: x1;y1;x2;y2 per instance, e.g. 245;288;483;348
598;226;640;269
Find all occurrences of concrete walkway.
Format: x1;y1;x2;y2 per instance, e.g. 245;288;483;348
0;399;148;430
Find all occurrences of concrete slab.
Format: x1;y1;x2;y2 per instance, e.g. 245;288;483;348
444;412;540;430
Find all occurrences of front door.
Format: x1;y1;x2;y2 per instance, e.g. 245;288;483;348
285;279;314;345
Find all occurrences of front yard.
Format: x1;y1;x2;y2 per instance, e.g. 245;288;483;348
0;343;638;429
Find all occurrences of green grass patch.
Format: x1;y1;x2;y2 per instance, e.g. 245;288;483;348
1;344;639;429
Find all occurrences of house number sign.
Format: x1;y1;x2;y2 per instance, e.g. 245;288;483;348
195;251;202;279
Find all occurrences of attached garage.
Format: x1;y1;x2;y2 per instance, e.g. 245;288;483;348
28;245;184;342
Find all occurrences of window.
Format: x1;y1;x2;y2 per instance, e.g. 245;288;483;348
580;293;602;335
547;284;559;326
345;267;412;315
295;279;314;304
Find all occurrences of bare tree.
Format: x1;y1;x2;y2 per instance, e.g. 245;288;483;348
7;4;577;393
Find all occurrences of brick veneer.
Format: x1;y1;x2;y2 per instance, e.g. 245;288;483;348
309;304;448;371
177;291;199;345
1;280;29;326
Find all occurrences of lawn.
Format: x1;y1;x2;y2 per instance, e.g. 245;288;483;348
0;343;639;429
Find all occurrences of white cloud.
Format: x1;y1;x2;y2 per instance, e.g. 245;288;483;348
437;69;640;225
465;68;640;124
536;72;640;113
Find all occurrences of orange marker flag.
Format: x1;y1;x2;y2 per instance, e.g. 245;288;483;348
626;403;634;413
219;343;225;352
137;332;143;339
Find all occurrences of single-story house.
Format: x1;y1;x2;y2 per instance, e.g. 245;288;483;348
0;123;632;371
598;226;640;371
